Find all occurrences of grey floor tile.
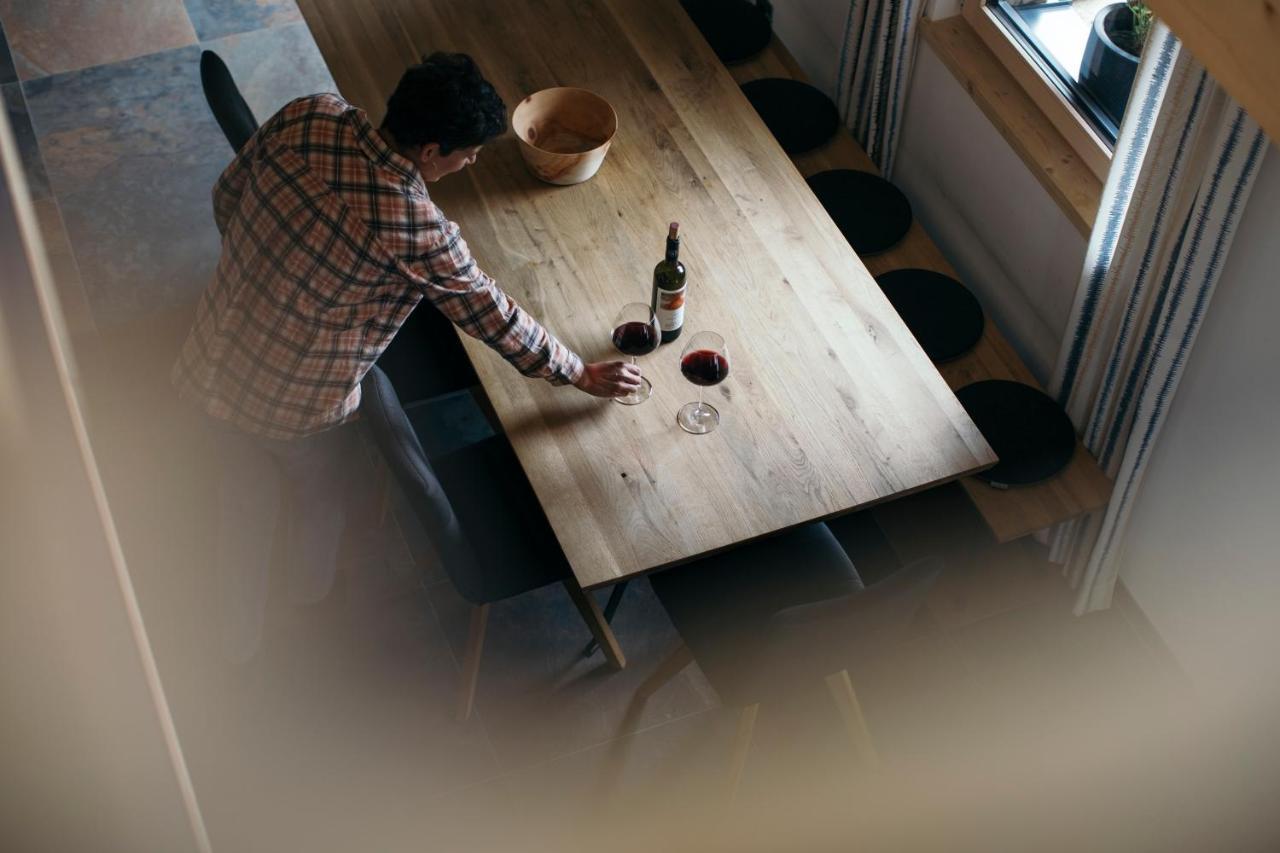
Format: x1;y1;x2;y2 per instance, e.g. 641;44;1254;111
185;0;303;42
0;0;197;79
428;577;720;771
200;21;335;125
56;161;224;326
24;45;227;326
23;43;221;193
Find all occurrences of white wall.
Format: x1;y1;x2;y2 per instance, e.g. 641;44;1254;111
772;0;851;99
1118;148;1280;702
894;42;1086;381
774;0;1280;696
774;1;1087;382
771;0;966;95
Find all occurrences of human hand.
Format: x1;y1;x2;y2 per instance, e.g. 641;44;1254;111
573;361;643;398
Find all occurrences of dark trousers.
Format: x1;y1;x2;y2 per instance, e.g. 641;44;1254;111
204;416;364;663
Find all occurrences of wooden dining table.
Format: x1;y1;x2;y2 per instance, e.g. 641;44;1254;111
300;0;997;590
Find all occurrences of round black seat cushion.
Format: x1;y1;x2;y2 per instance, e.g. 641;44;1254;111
876;269;985;362
681;0;773;64
741;78;840;155
956;380;1077;488
807;169;913;255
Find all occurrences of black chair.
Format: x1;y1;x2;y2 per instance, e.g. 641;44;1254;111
375;301;481;405
360;365;625;721
681;0;774;65
639;522;940;793
200;50;258;153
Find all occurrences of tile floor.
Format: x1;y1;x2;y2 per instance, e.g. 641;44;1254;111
0;0;197;79
1;0;332;333
1;3;1212;850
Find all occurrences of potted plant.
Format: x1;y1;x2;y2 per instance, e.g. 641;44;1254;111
1079;1;1153;126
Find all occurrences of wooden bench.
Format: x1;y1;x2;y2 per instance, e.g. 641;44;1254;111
727;34;1112;544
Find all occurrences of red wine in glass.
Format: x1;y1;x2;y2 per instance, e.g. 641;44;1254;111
610;302;660;405
680;349;730;386
612;321;660;358
677;331;729;434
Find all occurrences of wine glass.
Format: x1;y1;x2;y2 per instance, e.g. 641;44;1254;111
677;331;730;434
610;302;660;405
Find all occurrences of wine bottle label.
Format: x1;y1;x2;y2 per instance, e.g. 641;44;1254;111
656;285;686;333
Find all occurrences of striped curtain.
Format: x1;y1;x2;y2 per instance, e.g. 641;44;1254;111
1050;22;1268;614
835;0;922;177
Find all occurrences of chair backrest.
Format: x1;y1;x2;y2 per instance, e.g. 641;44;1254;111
375;301;479;403
360;365;482;597
199;50;258;153
765;556;942;677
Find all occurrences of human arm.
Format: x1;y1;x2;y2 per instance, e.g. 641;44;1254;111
412;219;639;396
573;360;643;398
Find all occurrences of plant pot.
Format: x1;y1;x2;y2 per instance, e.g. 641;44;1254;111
1079;3;1141;127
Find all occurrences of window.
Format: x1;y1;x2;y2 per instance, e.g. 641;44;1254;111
962;0;1147;180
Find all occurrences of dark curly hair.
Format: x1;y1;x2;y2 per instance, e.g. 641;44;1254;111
382;53;507;154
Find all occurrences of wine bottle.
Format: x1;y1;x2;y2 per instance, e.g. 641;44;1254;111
652;222;686;344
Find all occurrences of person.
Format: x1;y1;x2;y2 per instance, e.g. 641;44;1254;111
174;53;640;663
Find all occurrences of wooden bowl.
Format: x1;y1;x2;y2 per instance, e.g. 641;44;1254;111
511;87;617;185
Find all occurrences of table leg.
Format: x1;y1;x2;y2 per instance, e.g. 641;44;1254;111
580;581;629;658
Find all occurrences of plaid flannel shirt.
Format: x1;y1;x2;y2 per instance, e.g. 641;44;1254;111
173;94;584;439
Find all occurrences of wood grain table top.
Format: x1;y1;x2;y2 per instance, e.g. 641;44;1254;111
300;0;996;587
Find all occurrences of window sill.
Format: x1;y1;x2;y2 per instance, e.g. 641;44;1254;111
920;16;1101;238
